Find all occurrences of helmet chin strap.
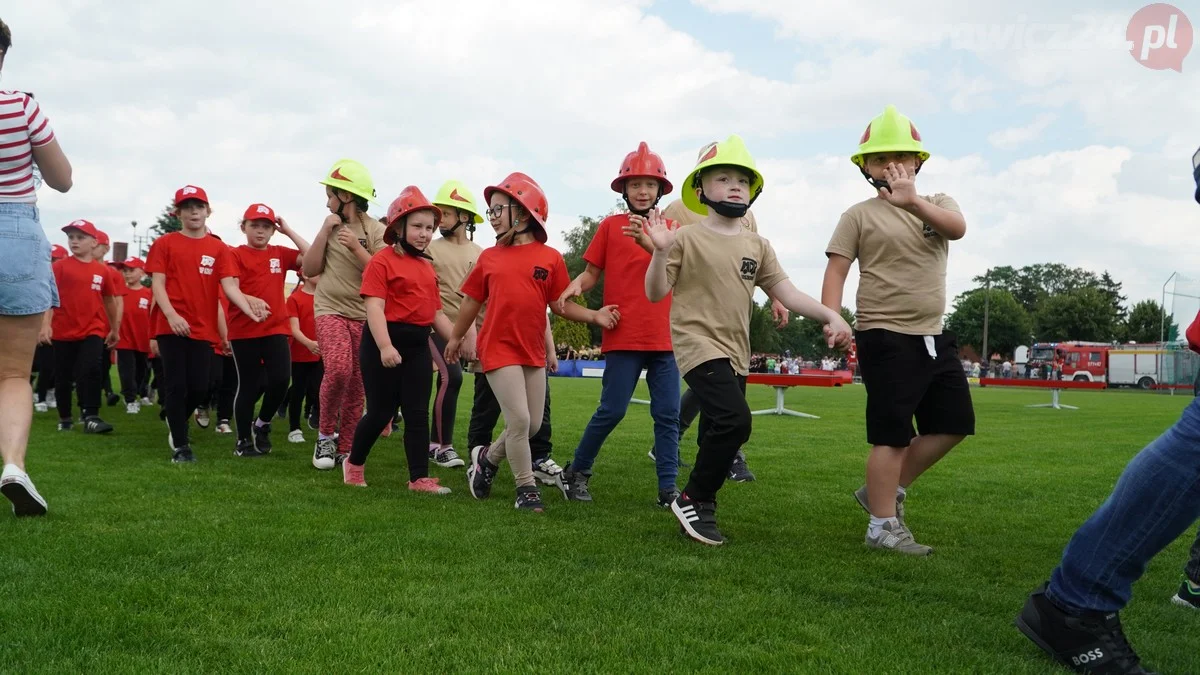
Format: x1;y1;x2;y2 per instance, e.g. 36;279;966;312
860;159;924;191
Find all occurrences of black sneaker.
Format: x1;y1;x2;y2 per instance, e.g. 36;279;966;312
1016;582;1154;674
306;412;317;431
649;447;688;467
467;445;498;500
171;447;197;463
1171;579;1200;610
657;487;680;508
515;485;544;512
106;392;120;407
728;449;755;482
235;439;264;458
56;419;73;432
557;467;592;502
253;423;273;454
312;437;337;470
671;493;725;546
335;453;348;467
83;416;114;434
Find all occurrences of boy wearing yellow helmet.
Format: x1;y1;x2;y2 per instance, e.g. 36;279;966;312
821;104;974;556
644;135;852;546
425;180;485;469
302;159;387;470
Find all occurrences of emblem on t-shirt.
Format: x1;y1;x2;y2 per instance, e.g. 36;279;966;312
270;258;281;274
138;297;150;309
532;266;549;281
91;274;103;291
739;257;758;280
199;255;216;275
922;223;938;239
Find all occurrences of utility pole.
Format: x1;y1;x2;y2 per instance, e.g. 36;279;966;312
982;268;991;370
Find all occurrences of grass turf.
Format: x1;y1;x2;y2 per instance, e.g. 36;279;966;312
2;378;1198;673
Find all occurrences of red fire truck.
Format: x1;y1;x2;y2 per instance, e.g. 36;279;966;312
1027;341;1165;388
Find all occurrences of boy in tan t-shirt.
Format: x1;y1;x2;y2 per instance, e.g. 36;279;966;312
821;104;975;556
645;135;852;546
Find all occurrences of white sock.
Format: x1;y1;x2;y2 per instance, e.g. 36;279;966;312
897;486;907;498
868;516;899;537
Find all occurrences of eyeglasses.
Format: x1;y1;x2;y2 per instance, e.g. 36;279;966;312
485;204;513;219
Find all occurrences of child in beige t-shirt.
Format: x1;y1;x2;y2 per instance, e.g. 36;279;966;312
645;135;852;546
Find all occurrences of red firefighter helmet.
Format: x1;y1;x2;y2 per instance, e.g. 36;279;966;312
483;172;549;241
383;186;441;245
611;142;673;195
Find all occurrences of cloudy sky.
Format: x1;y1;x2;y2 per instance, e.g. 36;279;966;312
8;1;1200;323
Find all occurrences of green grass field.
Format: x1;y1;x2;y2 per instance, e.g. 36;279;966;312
2;377;1198;673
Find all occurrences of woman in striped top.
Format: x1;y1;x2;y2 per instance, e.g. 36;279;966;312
0;17;75;518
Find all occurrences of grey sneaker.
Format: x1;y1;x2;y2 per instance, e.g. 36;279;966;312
865;521;932;556
854;484;906;528
557;467;592;502
728;450;755;482
431;447;465;469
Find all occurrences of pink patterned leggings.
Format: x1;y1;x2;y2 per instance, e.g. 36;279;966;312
315;315;365;454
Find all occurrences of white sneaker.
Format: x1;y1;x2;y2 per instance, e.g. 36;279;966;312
194;407;211;429
126;402;140;414
532;457;563;486
140;397;154;406
287;429;305;443
313;437;337;470
1;464;48;517
46;392;56;408
215;422;233;435
33;401;48;413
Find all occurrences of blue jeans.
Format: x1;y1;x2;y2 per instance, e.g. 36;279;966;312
569;350;680;490
0;203;57;316
1047;396;1200;613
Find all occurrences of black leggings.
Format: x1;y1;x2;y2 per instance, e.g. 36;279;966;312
230;335;291;441
53;336;104;421
288;360;323;431
348;323;433;481
428;333;462;447
117;349;149;403
208;354;238;422
157;335;213;448
149;356;164;402
100;347;115;396
35;344;55;403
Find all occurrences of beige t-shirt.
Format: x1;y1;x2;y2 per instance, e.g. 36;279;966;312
314;215;387;321
825;194;961;335
427;237;483;323
662;199;758;233
666;224;787;377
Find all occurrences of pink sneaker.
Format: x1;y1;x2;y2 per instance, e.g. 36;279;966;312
343;460;367;487
381;417;394;438
408;476;451;495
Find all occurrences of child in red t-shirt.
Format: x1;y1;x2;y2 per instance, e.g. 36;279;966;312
445;173;618;511
286;274;322;443
113;257;153;414
344;187;455;493
41;219;121;434
92;230;127;408
145;185;269;463
554;142;682;506
225;203;310;457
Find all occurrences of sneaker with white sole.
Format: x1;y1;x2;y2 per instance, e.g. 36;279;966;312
313;437;337;470
672;493;725;546
194;407;211;429
57;419;73;432
253;423;273;454
1;464;48;517
215;420;233;435
126;402;140;414
728;450;755;482
235;439;264;458
140;396;154;407
343;460;367;487
467;445;498;500
865;521;932;556
557;466;592;502
83;416;114;434
1172;579;1200;610
853;484;907;528
409;477;451;494
287;429;305;443
171;446;197;463
515;485;545;512
431;447;465;469
532;457;563;486
46;391;56;408
33;401;48;413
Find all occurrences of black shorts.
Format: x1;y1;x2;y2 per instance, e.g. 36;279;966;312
856;329;975;448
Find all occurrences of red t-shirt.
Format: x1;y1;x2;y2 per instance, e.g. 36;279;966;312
287;290;320;363
51;257;117;341
583;214;676;353
460;242;569;371
99;266;128;332
117;286;153;353
225;245;301;340
144;232;236;345
360;247;442;326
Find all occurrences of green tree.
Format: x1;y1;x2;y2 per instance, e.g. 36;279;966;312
150;202;181;239
973;263;1102;316
1034;287;1119;342
549;296;593;350
748;300;780;354
1125;299;1173;344
943;288;1032;357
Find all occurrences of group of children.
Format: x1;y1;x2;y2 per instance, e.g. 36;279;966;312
35;104;977;555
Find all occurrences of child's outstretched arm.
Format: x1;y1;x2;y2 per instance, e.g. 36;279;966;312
550;300;619;330
767;279;852;349
821;253;852;313
555;263;602;312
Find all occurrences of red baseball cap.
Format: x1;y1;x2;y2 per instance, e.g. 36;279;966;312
95;230;110;246
61;219;101;239
50;244;68;260
114;257;145;270
242;203;277;223
174;184;210;206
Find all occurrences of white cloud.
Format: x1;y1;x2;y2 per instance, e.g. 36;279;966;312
988;113;1057;149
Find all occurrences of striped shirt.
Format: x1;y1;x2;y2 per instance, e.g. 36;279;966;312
0;91;55;202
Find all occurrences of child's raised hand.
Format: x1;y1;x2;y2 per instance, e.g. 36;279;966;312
274;216;291;234
622;214;649;246
593;304;621;330
823;315;854;351
322;214;342;231
380;345;402;368
876;163;917;207
642;208;675;251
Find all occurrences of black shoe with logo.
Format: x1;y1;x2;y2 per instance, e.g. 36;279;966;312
1016;582;1154;674
253;422;273;454
171;446;197;463
235;439;264;458
83;416;114;434
671;493;725;546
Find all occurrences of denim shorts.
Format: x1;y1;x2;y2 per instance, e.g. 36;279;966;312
0;203;58;316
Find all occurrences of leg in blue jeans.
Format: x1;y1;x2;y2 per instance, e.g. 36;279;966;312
1047;396;1200;613
568;351;645;474
645;351;681;490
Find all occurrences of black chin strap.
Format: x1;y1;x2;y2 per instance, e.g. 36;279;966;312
860;159;924;191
